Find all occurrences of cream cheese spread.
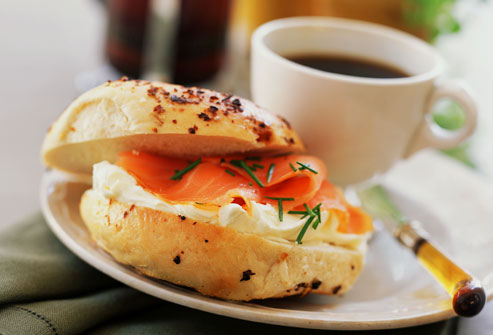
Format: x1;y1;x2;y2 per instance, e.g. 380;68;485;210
91;161;366;249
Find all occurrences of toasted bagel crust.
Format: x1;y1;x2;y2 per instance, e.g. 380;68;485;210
42;78;303;174
80;190;364;301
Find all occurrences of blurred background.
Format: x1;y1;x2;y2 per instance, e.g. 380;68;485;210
1;0;492;225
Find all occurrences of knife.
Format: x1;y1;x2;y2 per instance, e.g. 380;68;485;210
357;185;486;317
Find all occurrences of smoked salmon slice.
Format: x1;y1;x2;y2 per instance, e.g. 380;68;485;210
117;151;261;206
116;151;372;235
217;155;327;210
217;155;327;186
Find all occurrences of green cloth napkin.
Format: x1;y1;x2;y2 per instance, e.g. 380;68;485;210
0;213;474;334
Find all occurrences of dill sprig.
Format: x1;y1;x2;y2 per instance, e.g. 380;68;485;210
264;196;294;222
296;161;318;174
170;158;201;180
296;216;315;244
231;160;264;187
292;203;323;244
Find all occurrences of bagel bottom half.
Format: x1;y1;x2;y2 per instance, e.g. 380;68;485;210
80;189;365;301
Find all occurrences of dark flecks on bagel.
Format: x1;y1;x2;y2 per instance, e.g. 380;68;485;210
240;270;256;282
332;285;342;294
311;280;322;290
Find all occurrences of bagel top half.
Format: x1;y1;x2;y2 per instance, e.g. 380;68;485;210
42;77;304;175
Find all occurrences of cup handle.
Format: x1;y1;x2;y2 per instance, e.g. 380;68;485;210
404;80;478;158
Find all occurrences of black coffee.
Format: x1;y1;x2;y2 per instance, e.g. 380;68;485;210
287;54;409;79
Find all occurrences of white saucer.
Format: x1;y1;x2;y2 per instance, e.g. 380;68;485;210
40;169;493;330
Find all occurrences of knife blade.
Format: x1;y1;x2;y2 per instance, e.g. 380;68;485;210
357;184;486;317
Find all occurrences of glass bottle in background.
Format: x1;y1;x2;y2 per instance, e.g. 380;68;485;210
172;0;231;84
105;0;231;85
105;0;150;78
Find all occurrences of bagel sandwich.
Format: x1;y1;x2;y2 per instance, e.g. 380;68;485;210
42;78;373;301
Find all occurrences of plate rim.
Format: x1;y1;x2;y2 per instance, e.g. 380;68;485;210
40;170;460;330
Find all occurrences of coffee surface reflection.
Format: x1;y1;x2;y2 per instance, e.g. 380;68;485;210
287;54;409;79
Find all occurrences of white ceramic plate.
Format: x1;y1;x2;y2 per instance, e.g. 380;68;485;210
40;169;493;330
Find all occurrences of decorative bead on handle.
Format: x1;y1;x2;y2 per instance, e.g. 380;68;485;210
395;222;486;317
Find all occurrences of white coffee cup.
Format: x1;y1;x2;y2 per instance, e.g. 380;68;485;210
251;17;477;185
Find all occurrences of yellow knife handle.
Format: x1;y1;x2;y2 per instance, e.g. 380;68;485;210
396;222;486;317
